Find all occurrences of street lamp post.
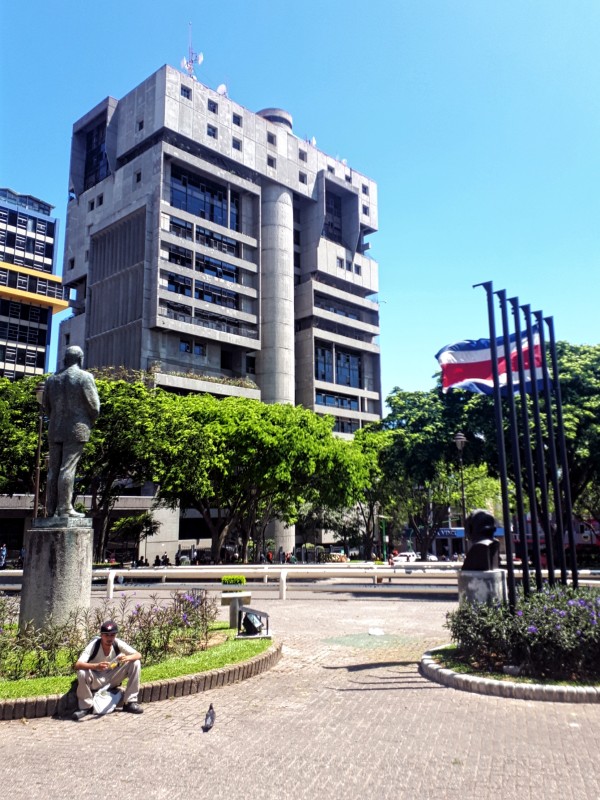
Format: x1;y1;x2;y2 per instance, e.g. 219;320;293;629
33;381;46;519
379;515;389;561
454;432;467;552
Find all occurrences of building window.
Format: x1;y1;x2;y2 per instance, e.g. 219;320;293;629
246;355;256;374
171;164;239;231
315;345;334;382
354;264;361;275
267;156;276;169
233;113;242;126
167;273;192;297
88;200;95;212
362;205;370;216
232;138;242;152
327;165;335;174
221;350;233;370
169;216;193;241
336;257;344;269
193;342;206;356
164;241;193;268
267;132;276;146
336;350;362;388
137;120;144;131
208;99;218;113
68;258;75;270
181;85;191;99
299;149;307;162
179;339;191;353
323;191;343;244
362;184;369;196
316;391;359;411
346;261;352;271
345;174;352;184
84;116;110;190
135;171;142;183
97;194;103;207
84;250;89;262
207;124;218;139
299;172;307;184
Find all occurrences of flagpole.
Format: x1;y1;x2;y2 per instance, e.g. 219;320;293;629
496;290;530;596
522;304;554;587
475;281;516;609
534;310;567;585
544;316;578;588
508;298;541;590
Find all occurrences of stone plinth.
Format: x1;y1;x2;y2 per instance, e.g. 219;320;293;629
19;517;93;631
457;569;507;606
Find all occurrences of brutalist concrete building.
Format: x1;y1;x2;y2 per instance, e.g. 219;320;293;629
59;65;382;553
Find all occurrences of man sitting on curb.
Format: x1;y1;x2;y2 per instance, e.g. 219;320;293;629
73;620;143;721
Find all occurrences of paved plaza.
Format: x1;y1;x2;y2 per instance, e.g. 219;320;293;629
1;585;599;800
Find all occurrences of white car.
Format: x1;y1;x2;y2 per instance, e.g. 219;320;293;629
392;552;418;564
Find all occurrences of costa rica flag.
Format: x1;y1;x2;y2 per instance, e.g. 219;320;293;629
435;326;544;395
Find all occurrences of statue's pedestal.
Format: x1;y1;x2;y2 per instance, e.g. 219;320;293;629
457;569;507;606
19;517;93;631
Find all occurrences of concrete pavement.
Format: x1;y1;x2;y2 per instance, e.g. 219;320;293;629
1;586;599;800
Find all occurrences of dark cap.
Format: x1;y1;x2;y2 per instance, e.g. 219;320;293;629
100;620;118;634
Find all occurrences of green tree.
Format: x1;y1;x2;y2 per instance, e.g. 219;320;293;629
109;511;161;559
0;376;43;498
350;428;395;559
153;394;363;562
382;389;499;558
77;378;158;561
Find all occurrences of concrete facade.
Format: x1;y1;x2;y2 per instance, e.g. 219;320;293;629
58;65;382;554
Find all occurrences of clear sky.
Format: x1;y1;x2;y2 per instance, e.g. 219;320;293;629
2;1;599;406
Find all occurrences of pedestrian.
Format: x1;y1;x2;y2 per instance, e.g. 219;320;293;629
72;620;143;721
0;543;6;568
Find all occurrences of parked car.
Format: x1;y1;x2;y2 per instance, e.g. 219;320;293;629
392;552;418;564
426;554;439;562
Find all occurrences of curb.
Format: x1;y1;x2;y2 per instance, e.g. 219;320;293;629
0;640;283;721
420;647;600;703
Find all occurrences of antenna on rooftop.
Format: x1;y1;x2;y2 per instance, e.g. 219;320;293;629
181;21;203;80
216;83;228;96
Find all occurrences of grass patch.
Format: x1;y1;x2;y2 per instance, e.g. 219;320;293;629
0;627;271;700
431;645;600;688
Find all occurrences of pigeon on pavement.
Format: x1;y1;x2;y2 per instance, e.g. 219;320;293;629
202;703;216;732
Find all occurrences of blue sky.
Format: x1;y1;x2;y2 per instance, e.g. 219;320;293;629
2;1;599;405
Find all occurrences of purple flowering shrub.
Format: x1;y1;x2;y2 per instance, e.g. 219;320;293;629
446;585;600;681
0;590;218;680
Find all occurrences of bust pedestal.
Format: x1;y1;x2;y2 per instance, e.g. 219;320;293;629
457;569;507;606
19;517;93;631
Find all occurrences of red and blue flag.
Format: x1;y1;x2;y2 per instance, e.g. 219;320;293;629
435;327;543;395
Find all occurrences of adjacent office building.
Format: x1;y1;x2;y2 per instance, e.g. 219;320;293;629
0;189;68;380
59;64;382;554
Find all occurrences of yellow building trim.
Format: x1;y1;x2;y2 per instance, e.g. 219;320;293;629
0;286;69;313
0;260;63;283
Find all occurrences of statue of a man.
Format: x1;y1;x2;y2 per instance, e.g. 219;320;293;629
43;346;100;518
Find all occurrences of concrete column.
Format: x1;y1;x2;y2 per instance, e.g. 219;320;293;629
19;517;93;631
258;183;295;405
258;184;296;555
457;569;508;606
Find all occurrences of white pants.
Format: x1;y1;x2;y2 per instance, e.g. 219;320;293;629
76;661;141;710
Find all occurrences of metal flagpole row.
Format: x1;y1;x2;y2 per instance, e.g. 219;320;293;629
475;283;578;606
